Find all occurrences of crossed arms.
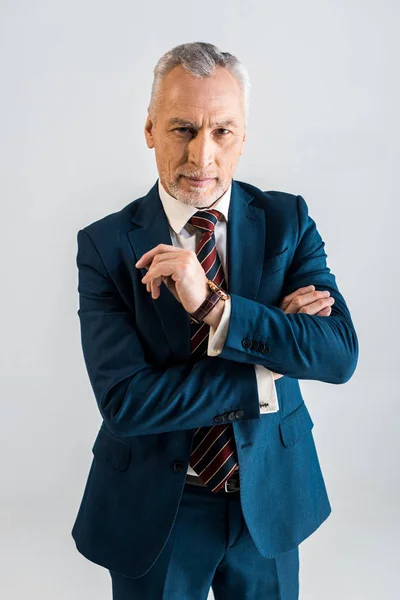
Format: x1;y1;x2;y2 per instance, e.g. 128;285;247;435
76;195;358;437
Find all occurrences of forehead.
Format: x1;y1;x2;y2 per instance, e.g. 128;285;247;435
157;65;244;122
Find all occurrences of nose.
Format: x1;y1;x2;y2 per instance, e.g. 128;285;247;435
187;131;214;170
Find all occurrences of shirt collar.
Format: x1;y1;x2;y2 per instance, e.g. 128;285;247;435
157;178;231;235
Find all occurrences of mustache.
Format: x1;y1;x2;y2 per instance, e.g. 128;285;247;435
180;173;217;179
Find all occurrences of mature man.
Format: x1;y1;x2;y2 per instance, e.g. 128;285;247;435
71;42;358;599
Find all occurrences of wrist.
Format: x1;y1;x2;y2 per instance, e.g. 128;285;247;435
202;297;226;328
189;279;230;325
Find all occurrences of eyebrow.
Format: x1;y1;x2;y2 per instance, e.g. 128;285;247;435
167;117;238;129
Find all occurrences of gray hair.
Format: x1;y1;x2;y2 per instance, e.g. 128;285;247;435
148;42;251;124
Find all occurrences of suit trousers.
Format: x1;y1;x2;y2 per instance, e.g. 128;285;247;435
109;480;300;600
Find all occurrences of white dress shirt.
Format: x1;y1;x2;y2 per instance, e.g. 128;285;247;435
157;179;279;477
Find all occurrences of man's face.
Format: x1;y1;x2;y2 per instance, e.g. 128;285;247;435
144;65;246;208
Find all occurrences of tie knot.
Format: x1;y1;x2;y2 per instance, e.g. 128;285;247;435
188;209;222;233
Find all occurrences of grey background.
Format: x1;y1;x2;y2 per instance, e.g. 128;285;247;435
1;1;398;598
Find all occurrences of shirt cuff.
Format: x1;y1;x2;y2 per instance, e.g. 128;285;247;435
207;297;231;356
256;366;279;413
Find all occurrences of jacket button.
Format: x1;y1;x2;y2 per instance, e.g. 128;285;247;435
236;410;244;419
173;461;184;472
258;342;265;353
242;339;251;349
215;416;224;424
261;345;271;354
251;340;259;351
228;411;236;421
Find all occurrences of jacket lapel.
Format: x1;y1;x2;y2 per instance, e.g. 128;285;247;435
227;180;266;302
127;180;266;361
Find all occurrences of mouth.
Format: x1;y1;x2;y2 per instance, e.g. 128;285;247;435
183;176;215;188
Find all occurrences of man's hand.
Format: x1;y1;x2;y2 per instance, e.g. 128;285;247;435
135;244;209;314
271;285;335;380
279;285;335;316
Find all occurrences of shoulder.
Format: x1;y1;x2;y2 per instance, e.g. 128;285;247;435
235;179;300;205
234;179;303;218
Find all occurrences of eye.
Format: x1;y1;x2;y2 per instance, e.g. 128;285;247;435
174;127;193;135
215;128;230;136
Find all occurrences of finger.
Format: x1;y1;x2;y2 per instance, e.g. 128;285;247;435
282;289;331;312
141;258;181;284
316;306;332;317
135;244;184;268
281;285;315;304
151;278;158;299
146;276;170;297
150;276;163;299
298;297;335;315
280;286;316;311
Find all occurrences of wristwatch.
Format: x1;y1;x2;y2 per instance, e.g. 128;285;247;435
189;279;230;325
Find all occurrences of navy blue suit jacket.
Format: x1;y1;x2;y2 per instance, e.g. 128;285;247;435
71;179;358;578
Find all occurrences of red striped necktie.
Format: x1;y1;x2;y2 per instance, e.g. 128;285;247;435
187;208;239;493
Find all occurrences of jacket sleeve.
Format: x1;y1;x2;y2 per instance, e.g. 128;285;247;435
76;228;261;438
207;297;279;414
217;195;359;384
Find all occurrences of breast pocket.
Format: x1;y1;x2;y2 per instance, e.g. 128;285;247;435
257;247;290;306
261;247;290;278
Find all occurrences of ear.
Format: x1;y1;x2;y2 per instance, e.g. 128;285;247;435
144;112;155;149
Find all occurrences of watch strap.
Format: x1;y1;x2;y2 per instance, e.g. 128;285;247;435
189;290;222;325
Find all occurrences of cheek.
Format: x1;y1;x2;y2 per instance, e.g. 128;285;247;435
164;142;186;165
155;146;175;170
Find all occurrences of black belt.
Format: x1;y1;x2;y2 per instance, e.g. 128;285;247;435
185;471;240;493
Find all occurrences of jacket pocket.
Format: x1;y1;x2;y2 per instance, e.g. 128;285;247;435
92;427;131;471
279;401;314;448
261;247;289;277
